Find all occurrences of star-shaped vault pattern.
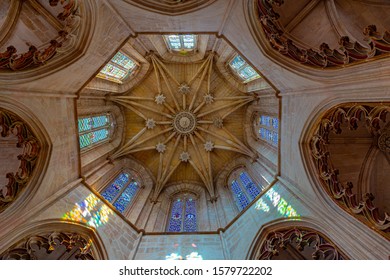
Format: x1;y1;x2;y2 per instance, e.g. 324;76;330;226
108;53;257;201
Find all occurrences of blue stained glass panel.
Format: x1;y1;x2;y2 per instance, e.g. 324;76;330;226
272;131;278;145
78;115;109;133
101;173;130;203
258;122;278;147
231;180;250;211
261;116;271;127
183;199;197;232
238;66;259;81
230;55;245;70
113;182;139;213
239;172;260;200
168;199;184;232
272;118;279;129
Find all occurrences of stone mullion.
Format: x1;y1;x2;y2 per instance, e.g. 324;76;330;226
79;114;111;138
111;176;132;205
181;197;186;232
236;173;252;203
122;183;143;218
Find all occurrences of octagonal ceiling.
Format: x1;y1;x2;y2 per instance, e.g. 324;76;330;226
102;34;272;201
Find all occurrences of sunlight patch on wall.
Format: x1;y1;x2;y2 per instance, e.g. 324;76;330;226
63;193;113;228
255;187;300;218
165;252;203;260
165;243;203;260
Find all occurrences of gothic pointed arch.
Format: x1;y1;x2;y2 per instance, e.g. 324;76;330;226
250;0;390;70
84;156;154;228
100;168;142;215
0;1;98;83
0;97;51;218
77;103;125;173
166;191;198;233
247;220;348;260
123;0;217;15
302;102;390;240
0;220;107;260
245;99;280;174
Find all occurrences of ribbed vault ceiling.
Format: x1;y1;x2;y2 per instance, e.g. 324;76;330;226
108;51;260;200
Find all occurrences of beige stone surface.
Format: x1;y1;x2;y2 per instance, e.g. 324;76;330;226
0;0;389;260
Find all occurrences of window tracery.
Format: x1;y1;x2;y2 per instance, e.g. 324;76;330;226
254;114;278;146
78;114;113;150
0;231;95;260
100;171;141;214
96;51;138;84
229;55;260;83
167;193;197;232
229;170;262;211
253;227;346;260
164;34;197;54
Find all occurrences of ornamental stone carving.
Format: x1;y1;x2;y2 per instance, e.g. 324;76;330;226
173;111;197;135
0;108;41;213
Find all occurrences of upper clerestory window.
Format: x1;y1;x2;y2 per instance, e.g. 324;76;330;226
96;51;137;84
164;34;197;54
229;55;261;83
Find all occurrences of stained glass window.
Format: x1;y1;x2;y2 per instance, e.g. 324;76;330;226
164;34;197;53
112;182;138;213
167;195;197;232
100;171;140;214
96;51;137;84
239;172;261;199
231;180;250;211
184;198;197;232
168;199;184;232
230;170;262;211
229;55;260;83
78;115;109;133
78;114;112;150
256;114;278;146
101;173;130;202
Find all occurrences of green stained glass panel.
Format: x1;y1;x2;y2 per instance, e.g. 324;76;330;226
100;63;127;79
112;52;136;70
79;128;109;148
78;115;109;133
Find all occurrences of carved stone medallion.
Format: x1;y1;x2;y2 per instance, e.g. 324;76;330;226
173;111;197;135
